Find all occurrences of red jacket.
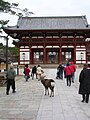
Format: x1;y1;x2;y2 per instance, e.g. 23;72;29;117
70;62;76;73
64;66;72;76
24;67;30;76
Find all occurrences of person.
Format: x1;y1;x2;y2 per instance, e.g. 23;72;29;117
56;63;64;80
78;63;90;103
36;65;44;80
64;63;72;86
23;64;30;81
70;61;76;83
6;65;16;95
31;66;37;80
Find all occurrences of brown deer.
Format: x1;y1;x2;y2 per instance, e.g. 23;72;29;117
40;75;55;97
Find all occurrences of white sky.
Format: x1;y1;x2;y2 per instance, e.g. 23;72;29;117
0;0;90;46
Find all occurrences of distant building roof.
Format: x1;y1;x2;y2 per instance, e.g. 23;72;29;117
6;15;90;30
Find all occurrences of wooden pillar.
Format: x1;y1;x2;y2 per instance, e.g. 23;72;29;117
86;44;88;63
44;47;46;64
30;47;33;64
74;43;76;64
59;46;62;64
0;63;1;72
18;48;20;65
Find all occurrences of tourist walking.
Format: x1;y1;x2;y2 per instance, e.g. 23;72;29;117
56;63;64;80
78;63;90;103
6;65;16;95
31;66;37;80
70;61;76;83
64;63;72;86
36;65;44;80
23;64;30;81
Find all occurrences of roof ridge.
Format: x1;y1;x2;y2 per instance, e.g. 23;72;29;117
21;15;86;19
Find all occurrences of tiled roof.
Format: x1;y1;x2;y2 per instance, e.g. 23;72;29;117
7;16;90;30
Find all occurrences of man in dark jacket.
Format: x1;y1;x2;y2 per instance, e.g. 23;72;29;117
78;63;90;103
6;65;16;95
56;64;64;80
31;66;37;80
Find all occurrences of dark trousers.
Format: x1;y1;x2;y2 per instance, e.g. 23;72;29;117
56;71;63;79
59;72;63;79
32;73;37;80
66;75;71;86
82;94;89;103
6;79;15;94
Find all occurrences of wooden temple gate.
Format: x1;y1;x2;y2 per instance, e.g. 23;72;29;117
3;16;90;65
14;37;89;65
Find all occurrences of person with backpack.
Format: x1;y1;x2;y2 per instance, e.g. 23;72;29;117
6;65;16;95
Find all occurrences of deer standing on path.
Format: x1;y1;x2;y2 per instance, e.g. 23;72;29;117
40;75;55;97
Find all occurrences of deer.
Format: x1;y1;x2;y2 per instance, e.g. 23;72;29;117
40;75;55;97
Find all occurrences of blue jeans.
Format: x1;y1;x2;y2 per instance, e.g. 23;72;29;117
71;72;75;82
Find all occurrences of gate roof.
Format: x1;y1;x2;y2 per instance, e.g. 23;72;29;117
4;16;90;30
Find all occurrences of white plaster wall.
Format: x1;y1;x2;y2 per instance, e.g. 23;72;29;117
20;52;29;60
76;51;86;60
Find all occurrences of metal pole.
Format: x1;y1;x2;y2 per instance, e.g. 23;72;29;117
17;65;19;75
6;36;8;71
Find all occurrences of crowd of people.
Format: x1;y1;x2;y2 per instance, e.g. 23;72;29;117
5;64;44;95
5;62;90;103
56;61;90;103
56;61;76;86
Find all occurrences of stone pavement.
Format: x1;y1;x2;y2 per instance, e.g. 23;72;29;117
0;67;90;120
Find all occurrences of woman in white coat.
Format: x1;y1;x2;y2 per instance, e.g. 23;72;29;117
36;65;44;80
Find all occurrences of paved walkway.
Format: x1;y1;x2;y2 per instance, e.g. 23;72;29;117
0;67;90;120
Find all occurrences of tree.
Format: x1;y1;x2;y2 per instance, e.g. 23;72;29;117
0;0;34;18
0;42;3;49
0;0;12;13
0;0;34;44
9;47;19;56
0;0;34;29
0;0;11;28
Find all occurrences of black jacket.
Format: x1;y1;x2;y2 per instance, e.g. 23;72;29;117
79;68;90;94
32;66;37;74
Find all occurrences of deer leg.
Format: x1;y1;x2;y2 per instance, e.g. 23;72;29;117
45;88;47;95
50;90;52;97
50;87;54;97
52;87;54;97
45;87;49;95
52;91;54;97
47;88;49;95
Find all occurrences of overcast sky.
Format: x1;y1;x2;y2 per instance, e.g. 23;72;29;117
1;0;90;46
